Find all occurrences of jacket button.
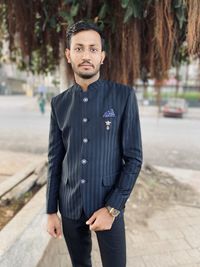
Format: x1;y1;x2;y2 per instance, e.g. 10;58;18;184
82;117;88;123
83;138;88;143
80;179;86;184
83;97;88;102
81;159;87;164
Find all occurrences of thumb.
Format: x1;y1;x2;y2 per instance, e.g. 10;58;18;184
86;213;96;225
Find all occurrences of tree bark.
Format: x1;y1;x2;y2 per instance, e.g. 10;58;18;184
59;41;70;93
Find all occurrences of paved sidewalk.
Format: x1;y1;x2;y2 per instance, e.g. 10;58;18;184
125;204;200;267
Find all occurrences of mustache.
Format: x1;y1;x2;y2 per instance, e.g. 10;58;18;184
79;61;94;67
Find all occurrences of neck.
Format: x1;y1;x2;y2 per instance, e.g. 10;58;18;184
74;73;100;91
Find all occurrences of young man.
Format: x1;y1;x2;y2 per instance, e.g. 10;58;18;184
46;20;143;267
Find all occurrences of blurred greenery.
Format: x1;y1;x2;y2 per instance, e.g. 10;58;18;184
145;91;200;101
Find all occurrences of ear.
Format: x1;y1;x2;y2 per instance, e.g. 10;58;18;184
65;48;71;63
101;51;106;64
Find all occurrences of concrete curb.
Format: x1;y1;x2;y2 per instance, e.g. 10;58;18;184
0;158;47;199
0;186;51;267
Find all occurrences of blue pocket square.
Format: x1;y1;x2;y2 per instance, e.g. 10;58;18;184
103;108;115;118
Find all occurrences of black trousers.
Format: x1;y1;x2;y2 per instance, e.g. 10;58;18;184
61;208;126;267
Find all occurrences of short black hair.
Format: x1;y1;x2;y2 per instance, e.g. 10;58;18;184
66;20;105;51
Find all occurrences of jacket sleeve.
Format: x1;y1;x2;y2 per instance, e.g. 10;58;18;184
46;97;65;214
104;88;143;211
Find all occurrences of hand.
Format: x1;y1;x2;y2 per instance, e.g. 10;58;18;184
46;213;62;239
86;207;115;231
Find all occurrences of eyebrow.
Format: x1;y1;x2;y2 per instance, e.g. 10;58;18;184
74;43;99;47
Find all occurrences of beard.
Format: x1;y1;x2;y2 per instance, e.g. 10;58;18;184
77;69;99;79
70;61;101;80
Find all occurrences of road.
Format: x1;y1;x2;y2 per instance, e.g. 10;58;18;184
0;95;199;170
141;115;200;170
0;95;50;154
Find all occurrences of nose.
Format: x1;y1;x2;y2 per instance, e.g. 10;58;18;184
81;49;91;60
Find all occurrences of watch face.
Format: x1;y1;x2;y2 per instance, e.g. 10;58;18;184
106;206;120;217
111;209;120;217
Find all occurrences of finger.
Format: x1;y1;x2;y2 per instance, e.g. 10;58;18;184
89;220;99;231
86;213;96;225
86;214;95;225
90;225;102;231
46;226;53;236
47;228;57;238
55;226;62;238
90;224;98;231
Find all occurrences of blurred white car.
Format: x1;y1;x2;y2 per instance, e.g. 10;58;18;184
162;98;188;118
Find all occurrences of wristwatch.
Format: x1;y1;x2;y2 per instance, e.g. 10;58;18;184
106;205;120;217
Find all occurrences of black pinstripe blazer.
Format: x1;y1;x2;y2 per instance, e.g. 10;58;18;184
46;79;143;219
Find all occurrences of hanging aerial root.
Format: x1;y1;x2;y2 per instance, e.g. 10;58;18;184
187;0;200;56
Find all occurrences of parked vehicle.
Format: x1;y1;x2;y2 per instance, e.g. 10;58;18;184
162;98;188;118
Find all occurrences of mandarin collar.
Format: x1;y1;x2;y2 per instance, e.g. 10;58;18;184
73;78;103;93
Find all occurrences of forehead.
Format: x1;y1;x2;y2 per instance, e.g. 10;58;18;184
70;30;101;47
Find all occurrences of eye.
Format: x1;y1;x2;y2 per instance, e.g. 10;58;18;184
75;47;82;52
90;48;98;53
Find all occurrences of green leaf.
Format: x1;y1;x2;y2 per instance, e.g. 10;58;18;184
56;24;61;33
121;0;129;9
123;4;133;23
49;17;56;28
98;3;108;19
59;10;74;25
70;3;79;17
98;20;105;31
123;0;143;22
59;11;70;20
131;0;143;18
174;0;182;8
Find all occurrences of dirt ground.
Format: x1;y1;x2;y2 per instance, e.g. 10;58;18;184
0;185;40;230
126;164;200;229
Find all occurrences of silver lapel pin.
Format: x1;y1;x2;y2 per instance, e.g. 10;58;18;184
105;120;111;130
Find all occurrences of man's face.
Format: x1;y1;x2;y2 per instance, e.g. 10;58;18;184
65;30;105;79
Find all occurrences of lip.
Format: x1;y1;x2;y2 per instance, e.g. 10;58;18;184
79;64;93;67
